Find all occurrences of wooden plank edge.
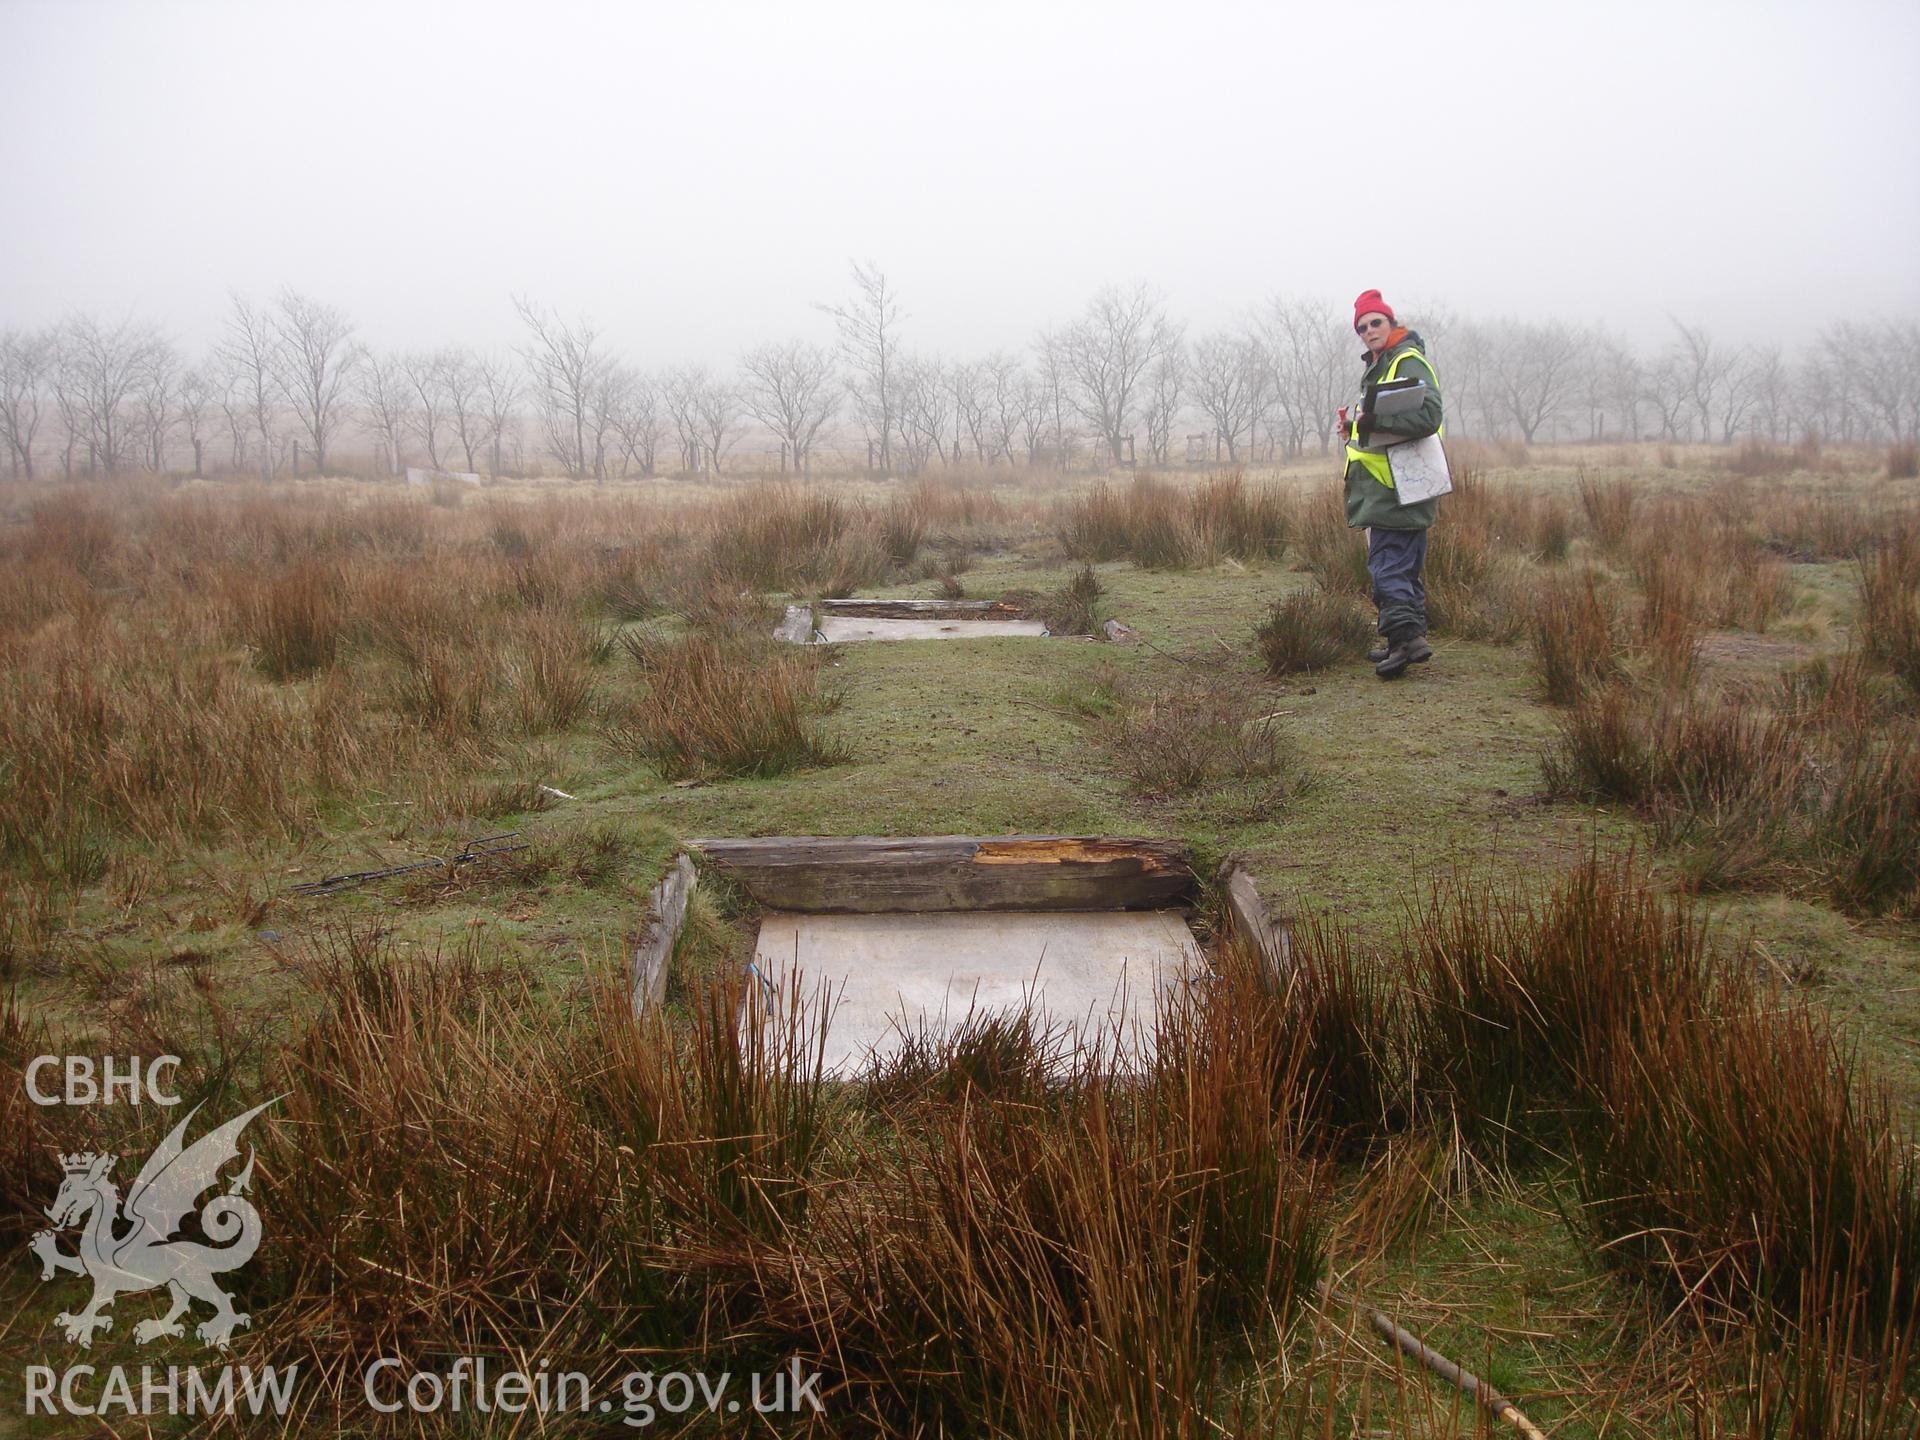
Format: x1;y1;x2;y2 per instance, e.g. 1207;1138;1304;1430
685;835;1197;912
1216;859;1292;983
631;852;697;1014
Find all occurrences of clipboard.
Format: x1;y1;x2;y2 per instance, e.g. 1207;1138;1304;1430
1388;433;1452;504
1368;377;1428;419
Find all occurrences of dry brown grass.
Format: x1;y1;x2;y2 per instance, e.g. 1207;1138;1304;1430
12;801;1911;1431
1096;666;1307;807
1856;516;1920;694
0;479;962;887
1255;587;1373;675
1530;568;1623;704
1760;488;1877;560
611;631;846;779
1422;470;1534;642
1578;471;1639;554
1031;562;1105;635
701;484;896;595
1543;668;1920;912
229;561;347;679
1631;495;1795;635
1725;436;1822;478
198;917;1336;1432
1575;969;1919;1336
5;468;1917;1431
1296;491;1370;598
1057;471;1292;569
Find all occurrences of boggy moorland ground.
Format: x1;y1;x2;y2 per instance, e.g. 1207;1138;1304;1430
0;446;1916;1436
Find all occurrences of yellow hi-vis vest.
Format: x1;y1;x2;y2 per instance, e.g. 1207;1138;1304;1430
1346;346;1443;488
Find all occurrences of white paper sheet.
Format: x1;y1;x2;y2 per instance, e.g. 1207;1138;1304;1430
1388;434;1453;504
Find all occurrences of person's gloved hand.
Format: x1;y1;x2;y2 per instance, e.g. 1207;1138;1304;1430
1356;415;1376;444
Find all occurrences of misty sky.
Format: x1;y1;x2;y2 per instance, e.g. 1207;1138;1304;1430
3;0;1916;363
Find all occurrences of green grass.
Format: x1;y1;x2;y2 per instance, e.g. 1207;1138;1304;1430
12;544;1912;1112
5;485;1918;1436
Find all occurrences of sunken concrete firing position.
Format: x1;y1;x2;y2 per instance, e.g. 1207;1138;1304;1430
752;909;1205;1076
776;597;1048;643
666;835;1220;1076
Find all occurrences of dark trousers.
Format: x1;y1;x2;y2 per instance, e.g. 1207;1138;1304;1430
1367;527;1428;641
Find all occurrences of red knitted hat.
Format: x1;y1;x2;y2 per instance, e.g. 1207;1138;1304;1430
1353;289;1395;330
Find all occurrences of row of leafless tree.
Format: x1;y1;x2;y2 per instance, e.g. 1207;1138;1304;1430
3;272;1916;481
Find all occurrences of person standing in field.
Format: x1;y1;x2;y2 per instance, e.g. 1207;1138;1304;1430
1341;288;1443;679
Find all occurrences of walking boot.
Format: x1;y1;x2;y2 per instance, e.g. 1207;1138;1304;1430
1367;638;1391;663
1374;634;1433;680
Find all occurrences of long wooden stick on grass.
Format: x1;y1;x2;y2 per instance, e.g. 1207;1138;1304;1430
1317;1279;1550;1440
290;833;527;895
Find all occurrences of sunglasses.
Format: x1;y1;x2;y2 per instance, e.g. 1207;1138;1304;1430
1357;317;1389;332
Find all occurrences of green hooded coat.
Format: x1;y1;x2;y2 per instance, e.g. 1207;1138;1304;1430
1342;328;1443;531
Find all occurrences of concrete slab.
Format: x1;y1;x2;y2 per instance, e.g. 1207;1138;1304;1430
814;615;1049;643
749;909;1205;1075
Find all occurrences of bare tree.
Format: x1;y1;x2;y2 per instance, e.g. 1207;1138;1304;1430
1057;284;1179;464
950;359;994;464
1643;352;1691;442
1193;333;1274;463
608;367;663;476
515;297;608;477
1744;346;1791;443
211;358;251;472
67;314;164;472
1141;343;1188;465
133;339;181;471
1597;339;1645;441
1669;319;1750;444
1013;368;1051;465
821;261;903;472
1434;322;1497;438
50;338;85;478
663;366;708;473
439;348;489;474
400;350;449;470
585;361;626;481
0;328;53;480
1490;320;1583;443
223;295;281;477
740;340;839;474
1577;343;1607;442
895;354;950;472
1032;330;1082;468
1810;327;1866;443
1826;320;1920;443
695;374;742;474
476;352;520;475
177;365;212;476
272;289;359;472
1255;298;1348;456
1714;351;1759;443
971;353;1024;466
357;351;413;475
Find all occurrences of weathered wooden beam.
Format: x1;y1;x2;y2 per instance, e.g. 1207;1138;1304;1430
1216;859;1292;982
810;598;1028;620
688;835;1197;913
631;853;697;1012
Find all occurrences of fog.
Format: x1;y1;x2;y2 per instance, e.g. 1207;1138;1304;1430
2;0;1915;361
